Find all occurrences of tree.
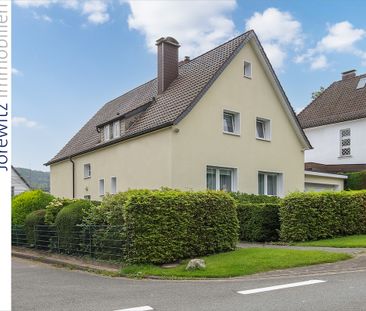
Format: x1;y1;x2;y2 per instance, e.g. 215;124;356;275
311;86;325;100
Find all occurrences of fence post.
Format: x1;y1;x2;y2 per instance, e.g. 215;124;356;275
33;225;37;248
89;227;92;257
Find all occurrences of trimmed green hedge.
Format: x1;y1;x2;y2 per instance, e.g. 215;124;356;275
24;209;47;248
346;171;366;190
280;191;366;242
45;197;75;225
12;190;54;225
237;203;280;242
55;200;92;252
230;192;281;204
124;190;239;264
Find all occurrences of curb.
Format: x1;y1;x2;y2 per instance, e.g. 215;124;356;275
12;250;120;275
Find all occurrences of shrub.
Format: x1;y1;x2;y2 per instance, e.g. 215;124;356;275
280;191;366;242
81;191;142;259
346;171;366;190
12;190;54;225
45;197;75;225
230;192;281;204
124;190;239;264
55;200;92;253
237;203;280;242
24;209;49;249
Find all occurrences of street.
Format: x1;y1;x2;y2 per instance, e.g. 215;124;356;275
12;257;366;311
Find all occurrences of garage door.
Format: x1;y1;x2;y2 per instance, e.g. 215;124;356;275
305;183;337;192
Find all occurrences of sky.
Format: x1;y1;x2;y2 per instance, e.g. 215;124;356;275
13;0;366;171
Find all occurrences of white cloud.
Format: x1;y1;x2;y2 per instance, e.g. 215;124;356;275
297;21;366;70
245;8;303;70
125;0;237;57
12;117;38;128
15;0;110;25
12;68;24;76
33;12;53;22
82;0;109;25
310;55;328;70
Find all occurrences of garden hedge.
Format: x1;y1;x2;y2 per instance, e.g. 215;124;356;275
12;190;54;225
346;171;366;190
280;191;366;242
237;203;280;242
124;190;239;264
230;192;281;204
24;209;48;248
45;197;75;225
55;200;92;252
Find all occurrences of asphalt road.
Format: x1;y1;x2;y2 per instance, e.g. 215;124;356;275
12;257;366;311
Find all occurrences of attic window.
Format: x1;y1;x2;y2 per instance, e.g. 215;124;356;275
244;61;252;78
356;77;366;89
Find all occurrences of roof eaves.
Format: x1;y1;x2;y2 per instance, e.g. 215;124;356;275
45;121;173;166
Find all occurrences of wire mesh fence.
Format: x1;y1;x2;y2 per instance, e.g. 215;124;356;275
12;224;125;261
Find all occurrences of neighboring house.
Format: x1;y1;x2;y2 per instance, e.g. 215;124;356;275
46;30;313;200
11;166;31;196
298;70;366;175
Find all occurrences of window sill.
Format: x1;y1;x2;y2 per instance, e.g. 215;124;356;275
256;137;271;142
338;155;352;159
244;75;252;79
84;176;91;180
223;131;240;137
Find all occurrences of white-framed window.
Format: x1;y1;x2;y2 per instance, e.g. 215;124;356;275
84;195;91;200
258;172;283;196
223;110;240;135
113;121;120;138
99;179;105;196
244;61;252;78
104;124;113;141
256;118;271;141
206;166;237;192
111;177;117;194
84;163;91;178
340;128;351;157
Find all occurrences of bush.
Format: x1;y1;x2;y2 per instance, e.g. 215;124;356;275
346;171;366;190
124;190;239;264
55;200;92;253
230;192;281;204
24;209;49;249
12;190;54;225
237;203;280;242
81;191;141;259
45;197;75;225
280;191;366;242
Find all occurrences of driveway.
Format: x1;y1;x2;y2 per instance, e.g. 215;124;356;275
12;257;366;311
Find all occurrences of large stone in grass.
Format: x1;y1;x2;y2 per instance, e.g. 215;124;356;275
186;259;206;270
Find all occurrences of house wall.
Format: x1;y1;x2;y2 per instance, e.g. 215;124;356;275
50;129;172;200
304;118;366;165
170;41;305;195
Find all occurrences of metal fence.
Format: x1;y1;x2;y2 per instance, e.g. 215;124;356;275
12;225;125;261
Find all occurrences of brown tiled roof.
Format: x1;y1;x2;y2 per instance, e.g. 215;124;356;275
298;73;366;129
47;30;309;165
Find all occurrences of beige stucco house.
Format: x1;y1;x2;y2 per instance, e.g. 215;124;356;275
47;30;313;200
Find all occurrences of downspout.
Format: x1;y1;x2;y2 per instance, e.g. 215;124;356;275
69;157;75;199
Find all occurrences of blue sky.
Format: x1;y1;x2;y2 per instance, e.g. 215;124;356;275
13;0;366;171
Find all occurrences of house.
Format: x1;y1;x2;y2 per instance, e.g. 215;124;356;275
11;166;31;197
298;70;366;177
46;30;314;200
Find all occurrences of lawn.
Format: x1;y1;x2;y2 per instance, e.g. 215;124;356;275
295;235;366;248
120;248;350;279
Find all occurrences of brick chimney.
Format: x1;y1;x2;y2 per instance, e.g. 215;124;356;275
156;37;180;94
342;69;356;80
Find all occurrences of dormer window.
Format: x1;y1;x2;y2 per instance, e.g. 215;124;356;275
103;121;121;142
